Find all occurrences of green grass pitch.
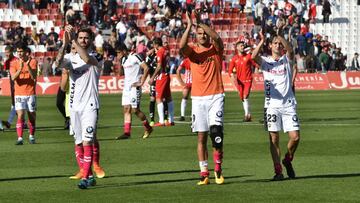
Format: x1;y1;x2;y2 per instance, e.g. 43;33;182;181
0;90;360;202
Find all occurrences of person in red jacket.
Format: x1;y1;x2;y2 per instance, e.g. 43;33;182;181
228;40;255;122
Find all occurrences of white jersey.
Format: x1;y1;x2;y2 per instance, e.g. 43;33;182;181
63;52;101;111
121;53;144;91
260;55;296;108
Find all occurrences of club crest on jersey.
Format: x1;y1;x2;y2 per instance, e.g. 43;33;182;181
215;136;222;143
86;126;94;133
216;111;223;118
292;115;299;122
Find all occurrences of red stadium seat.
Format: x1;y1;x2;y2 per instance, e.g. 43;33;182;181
0;3;7;8
39;9;48;14
38;14;47;20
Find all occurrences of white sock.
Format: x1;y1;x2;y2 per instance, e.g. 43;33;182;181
8;105;16;124
243;99;250;116
157;103;165;123
181;99;187;117
199;160;208;172
167;101;174;123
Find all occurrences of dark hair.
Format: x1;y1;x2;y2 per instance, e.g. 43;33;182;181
153;37;162;46
115;43;128;52
5;45;14;52
16;42;28;51
77;27;94;41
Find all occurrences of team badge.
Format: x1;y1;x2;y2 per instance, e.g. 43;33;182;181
131;98;136;103
86;126;94;133
216;111;223;118
215;136;222;143
292;115;299;122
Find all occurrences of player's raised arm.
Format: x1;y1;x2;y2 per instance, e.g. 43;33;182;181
55;26;71;68
251;30;265;65
179;11;193;57
71;27;99;67
276;22;294;60
194;11;224;52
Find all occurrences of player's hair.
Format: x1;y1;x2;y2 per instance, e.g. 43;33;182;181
115;43;128;52
268;34;279;44
153;37;162;46
16;42;28;51
5;45;14;52
77;27;94;41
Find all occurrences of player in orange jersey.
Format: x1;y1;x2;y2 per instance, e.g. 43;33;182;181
176;56;192;121
9;43;37;145
228;40;255;122
180;11;225;185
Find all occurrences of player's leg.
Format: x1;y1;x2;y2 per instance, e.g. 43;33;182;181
26;95;37;144
282;107;301;179
164;78;174;125
243;81;252;122
133;108;153;139
14;96;26;145
197;132;210;185
92;109;105;178
149;84;156;126
117;105;132;139
266;108;284;180
269;131;284;180
78;109;97;189
56;87;69;129
155;79;166;126
208;94;225;184
3;79;16;128
179;86;190;121
192;98;210;185
70;111;84;180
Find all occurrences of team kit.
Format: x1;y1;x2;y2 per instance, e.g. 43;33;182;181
6;14;300;189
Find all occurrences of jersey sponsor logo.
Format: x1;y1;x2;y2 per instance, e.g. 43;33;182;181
86;126;94;133
69;82;75;106
192;114;196;122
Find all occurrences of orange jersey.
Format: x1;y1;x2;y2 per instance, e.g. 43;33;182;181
228;53;254;81
10;58;37;96
187;44;224;96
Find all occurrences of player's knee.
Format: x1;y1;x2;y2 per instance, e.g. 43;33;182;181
210;125;223;149
290;131;300;142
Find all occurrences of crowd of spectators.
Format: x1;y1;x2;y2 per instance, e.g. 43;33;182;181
0;0;359;79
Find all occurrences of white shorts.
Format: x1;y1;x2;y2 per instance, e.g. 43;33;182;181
191;93;224;132
122;87;141;108
265;105;300;133
14;95;36;112
71;109;98;144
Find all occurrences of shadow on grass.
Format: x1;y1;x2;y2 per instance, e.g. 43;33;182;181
243;173;360;183
99;133;195;142
0;175;68;182
104;169;200;179
94;175;251;189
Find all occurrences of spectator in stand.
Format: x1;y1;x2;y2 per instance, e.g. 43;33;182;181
140;0;148;14
186;0;195;13
350;53;360;71
65;6;76;23
102;54;114;76
46;34;57;51
212;0;222;14
95;30;105;55
108;31;117;49
116;18;128;42
294;0;304;23
296;30;306;56
239;0;247;13
38;29;48;45
255;0;265;22
48;27;59;43
40;57;53;77
332;48;345;71
308;0;317;23
284;0;295;17
319;47;330;72
322;0;332;23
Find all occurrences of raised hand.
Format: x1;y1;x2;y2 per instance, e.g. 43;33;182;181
185;11;192;28
193;10;201;25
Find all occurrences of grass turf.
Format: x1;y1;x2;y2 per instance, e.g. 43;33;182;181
0;90;360;202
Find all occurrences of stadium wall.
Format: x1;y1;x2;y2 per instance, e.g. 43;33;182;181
0;72;359;96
